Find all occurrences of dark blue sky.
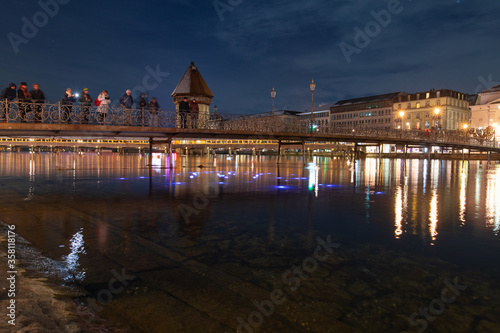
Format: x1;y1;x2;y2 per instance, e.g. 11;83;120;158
2;0;499;114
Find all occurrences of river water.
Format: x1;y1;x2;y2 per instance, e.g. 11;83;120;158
1;152;499;333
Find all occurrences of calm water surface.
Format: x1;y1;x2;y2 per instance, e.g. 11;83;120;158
1;152;499;333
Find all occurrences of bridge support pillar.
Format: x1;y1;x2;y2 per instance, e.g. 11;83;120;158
277;140;282;164
302;140;306;165
148;138;153;167
379;144;382;160
166;139;173;168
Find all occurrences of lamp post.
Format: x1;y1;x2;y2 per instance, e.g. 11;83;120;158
309;79;316;133
271;87;276;117
399;111;405;131
434;108;440;130
493;123;497;147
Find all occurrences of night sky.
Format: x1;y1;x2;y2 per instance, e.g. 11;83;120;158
1;0;499;114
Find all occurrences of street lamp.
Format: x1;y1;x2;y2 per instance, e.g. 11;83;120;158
399;111;405;131
271;87;276;117
493;123;497;147
434;108;440;129
310;79;316;133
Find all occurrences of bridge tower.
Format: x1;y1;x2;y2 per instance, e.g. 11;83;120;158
171;62;214;128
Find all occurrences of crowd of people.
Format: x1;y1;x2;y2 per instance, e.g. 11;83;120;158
0;82;200;126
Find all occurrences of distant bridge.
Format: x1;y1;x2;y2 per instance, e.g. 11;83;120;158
1;102;499;156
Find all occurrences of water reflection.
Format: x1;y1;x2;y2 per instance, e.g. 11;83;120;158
459;162;468;226
63;228;86;282
1;153;500;250
486;165;500;235
394;185;403;239
429;189;438;244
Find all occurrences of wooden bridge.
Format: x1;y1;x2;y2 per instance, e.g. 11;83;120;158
1;102;499;158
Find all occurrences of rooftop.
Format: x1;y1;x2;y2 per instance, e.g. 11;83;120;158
482;84;500;93
333;92;405;107
171;62;214;98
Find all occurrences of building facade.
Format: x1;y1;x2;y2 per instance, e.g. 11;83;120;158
298;109;331;132
330;92;404;131
470;84;500;143
393;89;470;131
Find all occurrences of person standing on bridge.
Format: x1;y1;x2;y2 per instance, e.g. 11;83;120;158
1;83;16;122
30;83;45;123
78;88;93;124
138;93;148;126
17;82;31;123
61;88;76;123
148;97;160;127
97;90;110;124
178;97;189;129
190;98;199;129
119;89;134;126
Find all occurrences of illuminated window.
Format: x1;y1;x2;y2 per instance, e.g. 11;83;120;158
416;102;421;108
426;92;430;99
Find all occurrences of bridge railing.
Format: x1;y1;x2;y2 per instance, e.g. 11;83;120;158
0;101;495;148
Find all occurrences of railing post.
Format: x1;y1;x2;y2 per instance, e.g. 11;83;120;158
58;102;61;124
277;140;282;164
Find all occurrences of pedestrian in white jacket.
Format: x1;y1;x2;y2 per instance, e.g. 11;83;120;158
97;90;110;124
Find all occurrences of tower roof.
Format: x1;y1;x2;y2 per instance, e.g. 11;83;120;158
171;62;214;98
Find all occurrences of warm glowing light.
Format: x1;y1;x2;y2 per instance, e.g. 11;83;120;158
434;108;440;115
429;189;438;242
459;163;467;225
463;124;468;130
395;185;403;239
485;168;500;235
399;111;405;118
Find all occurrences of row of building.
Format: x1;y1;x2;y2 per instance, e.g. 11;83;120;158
295;85;500;138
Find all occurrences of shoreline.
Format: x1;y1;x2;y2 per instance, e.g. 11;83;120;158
0;223;127;333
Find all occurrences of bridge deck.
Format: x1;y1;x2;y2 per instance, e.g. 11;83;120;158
1;123;499;153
